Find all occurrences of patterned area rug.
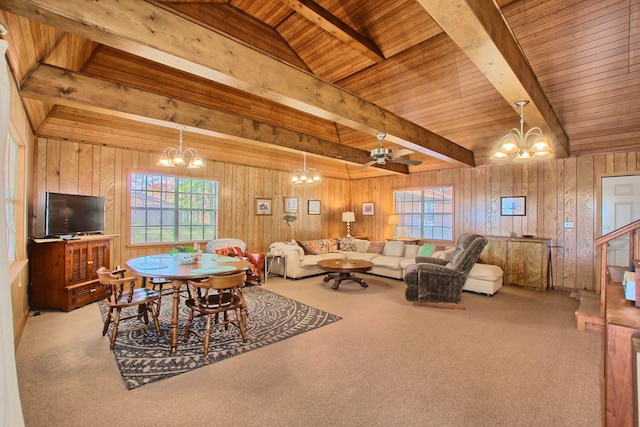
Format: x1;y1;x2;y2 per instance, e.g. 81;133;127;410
99;286;341;390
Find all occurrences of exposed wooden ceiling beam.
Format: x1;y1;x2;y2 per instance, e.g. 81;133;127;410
415;0;570;158
0;0;475;168
21;63;410;174
279;0;385;63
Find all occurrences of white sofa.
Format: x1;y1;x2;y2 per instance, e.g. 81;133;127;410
268;239;418;280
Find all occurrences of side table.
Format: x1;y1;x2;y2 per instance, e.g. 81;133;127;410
264;254;286;282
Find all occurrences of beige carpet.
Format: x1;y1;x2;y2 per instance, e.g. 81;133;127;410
15;275;603;426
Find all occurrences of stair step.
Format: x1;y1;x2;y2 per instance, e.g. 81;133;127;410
575;294;604;331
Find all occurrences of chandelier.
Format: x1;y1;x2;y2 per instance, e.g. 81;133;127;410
491;100;553;161
290;152;321;184
156;125;205;168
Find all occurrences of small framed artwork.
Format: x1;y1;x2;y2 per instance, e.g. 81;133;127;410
501;196;526;216
362;202;375;216
308;200;321;215
256;198;272;215
284;197;298;213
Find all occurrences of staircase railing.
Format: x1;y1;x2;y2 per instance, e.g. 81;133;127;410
595;218;640;316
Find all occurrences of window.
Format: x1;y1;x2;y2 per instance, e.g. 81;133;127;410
394;186;454;241
5;133;18;264
130;172;218;244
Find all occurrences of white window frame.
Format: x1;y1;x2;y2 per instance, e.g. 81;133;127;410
4;132;18;264
129;172;219;245
393;186;454;241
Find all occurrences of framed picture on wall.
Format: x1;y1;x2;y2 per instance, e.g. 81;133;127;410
284;197;298;213
362;202;375;216
308;200;321;215
501;196;526;216
256;198;272;215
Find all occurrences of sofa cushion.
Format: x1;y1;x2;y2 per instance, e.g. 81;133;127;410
400;258;417;270
373;255;403;269
343;251;379;261
432;247;455;260
339;237;356;252
383;240;405;257
367;241;385;254
468;263;503;280
354;239;370;253
403;244;420;258
300;252;345;266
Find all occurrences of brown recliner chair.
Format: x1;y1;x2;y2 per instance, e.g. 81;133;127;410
404;233;488;309
205;238;265;285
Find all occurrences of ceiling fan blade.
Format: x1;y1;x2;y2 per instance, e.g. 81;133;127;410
390;148;414;158
359;160;377;169
391;157;422;165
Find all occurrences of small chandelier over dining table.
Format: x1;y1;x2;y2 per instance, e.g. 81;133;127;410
491;100;553;161
290;152;321;184
156;125;205;168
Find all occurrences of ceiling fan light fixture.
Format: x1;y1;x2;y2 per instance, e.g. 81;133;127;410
491;100;554;162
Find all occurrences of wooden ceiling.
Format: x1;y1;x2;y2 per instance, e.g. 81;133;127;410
0;0;638;180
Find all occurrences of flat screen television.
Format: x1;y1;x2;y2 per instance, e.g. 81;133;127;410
45;192;106;237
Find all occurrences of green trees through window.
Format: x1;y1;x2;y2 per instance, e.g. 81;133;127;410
130;172;218;244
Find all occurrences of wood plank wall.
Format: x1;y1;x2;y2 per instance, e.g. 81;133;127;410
32;139;351;268
32;138;640;293
349;154;640;293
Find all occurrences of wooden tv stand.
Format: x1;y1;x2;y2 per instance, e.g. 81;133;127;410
29;235;114;311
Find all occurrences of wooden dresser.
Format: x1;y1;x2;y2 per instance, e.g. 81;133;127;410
478;236;550;290
29;235;114;311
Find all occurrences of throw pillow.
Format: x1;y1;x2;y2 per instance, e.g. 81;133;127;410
382;240;405;257
297;240;317;255
366;241;385;254
215;247;244;257
309;239;333;254
339;237;356;252
418;243;435;257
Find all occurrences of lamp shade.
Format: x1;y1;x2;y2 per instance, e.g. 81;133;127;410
342;211;355;222
388;214;401;225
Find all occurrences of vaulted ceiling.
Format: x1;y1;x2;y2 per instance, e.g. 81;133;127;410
0;0;638;180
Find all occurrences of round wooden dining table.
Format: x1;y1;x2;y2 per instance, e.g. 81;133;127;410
126;253;251;353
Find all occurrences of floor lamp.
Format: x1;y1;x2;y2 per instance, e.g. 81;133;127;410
342;211;355;238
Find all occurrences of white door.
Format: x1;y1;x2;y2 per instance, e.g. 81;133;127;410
602;175;640;267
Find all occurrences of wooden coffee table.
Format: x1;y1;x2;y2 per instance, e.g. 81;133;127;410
317;259;373;290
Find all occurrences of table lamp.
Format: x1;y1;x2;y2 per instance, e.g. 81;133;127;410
388;214;401;237
342;211;355;238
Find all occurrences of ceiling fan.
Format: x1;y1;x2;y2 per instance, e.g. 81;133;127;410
359;132;423;168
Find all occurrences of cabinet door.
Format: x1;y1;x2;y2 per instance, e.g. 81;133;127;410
66;240;110;286
88;241;109;279
67;243;91;285
506;240;546;289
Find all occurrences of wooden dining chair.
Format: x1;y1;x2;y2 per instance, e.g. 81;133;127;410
96;267;162;350
184;271;248;356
